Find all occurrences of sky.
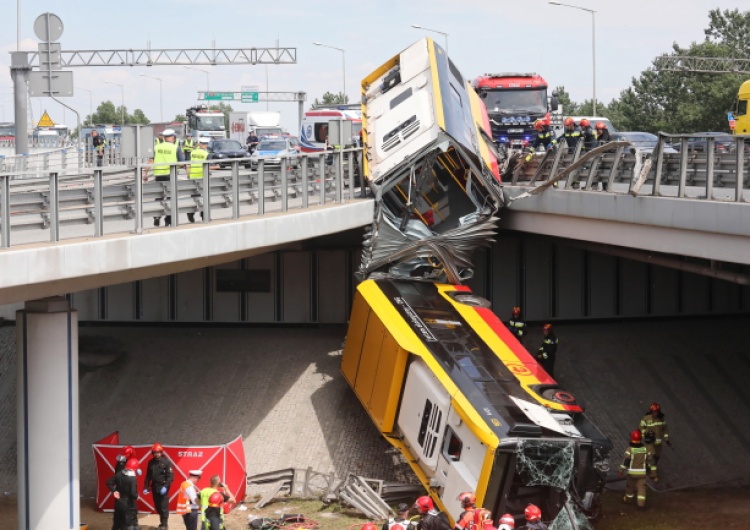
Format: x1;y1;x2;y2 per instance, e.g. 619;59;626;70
0;0;742;134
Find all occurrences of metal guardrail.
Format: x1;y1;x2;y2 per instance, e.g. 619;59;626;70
0;148;365;249
508;133;750;202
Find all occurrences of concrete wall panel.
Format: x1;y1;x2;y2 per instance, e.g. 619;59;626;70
681;271;711;315
651;266;680;316
318;250;349;324
588;253;617;318
620;260;648;317
282;251;312;323
72;289;100;321
140;276;170;321
555;245;584;319
176;269;205;321
524;237;552;321
246;254;276;323
106;283;135;321
212;262;242;323
490;233;522;315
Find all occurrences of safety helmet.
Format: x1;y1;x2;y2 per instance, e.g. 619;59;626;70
524;504;541;522
564;117;575;127
512;306;521;317
498;526;513;530
125;458;139;471
595;121;607;130
630;429;642;443
123;445;134;458
650;402;661;413
208;491;224;508
579;118;590;128
151;443;164;453
361;524;378;530
414;496;434;513
499;514;515;528
533;120;545;131
457;491;476;508
543;323;553;332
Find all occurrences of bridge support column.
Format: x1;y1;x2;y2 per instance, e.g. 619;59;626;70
16;297;79;530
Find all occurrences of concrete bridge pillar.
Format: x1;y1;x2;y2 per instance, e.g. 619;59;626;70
16;297;79;530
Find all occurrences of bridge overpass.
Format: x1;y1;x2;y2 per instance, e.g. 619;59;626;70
1;144;749;529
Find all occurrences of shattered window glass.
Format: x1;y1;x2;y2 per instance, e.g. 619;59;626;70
515;439;574;489
548;504;594;530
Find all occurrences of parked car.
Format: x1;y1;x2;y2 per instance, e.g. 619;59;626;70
250;136;300;170
208;139;251;168
671;132;736;154
612;131;678;155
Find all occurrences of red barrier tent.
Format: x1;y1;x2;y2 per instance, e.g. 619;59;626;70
93;432;246;513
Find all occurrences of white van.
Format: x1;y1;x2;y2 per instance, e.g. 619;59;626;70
299;108;361;153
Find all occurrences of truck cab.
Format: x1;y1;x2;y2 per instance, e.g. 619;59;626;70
186;105;226;140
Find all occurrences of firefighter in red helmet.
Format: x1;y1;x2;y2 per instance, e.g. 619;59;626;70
508;307;527;344
144;442;174;530
498;513;515;530
107;457;141;530
558;117;582;149
382;503;414;530
203;491;226;530
619;429;657;508
535;323;558;377
114;445;135;474
525;120;557;162
454;491;477;530
522;504;546;529
579;119;597;150
414;496;451;530
595;121;611;144
640;402;671;464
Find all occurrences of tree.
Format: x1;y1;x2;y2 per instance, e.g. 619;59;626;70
85;100;152;126
173;114;187;122
554;86;580;116
131;109;150;125
313;92;349;107
705;8;750;56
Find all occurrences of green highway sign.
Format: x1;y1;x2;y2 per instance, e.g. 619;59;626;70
204;92;235;101
241;91;259;103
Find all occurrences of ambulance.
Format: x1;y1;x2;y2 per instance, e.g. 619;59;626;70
298;105;362;152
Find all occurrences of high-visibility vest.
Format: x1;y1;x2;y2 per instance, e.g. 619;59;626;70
153;141;178;176
176;480;198;514
200;487;223;523
189;148;209;179
183;137;195;152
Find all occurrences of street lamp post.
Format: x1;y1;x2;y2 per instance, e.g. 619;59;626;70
184;66;210;93
549;1;597;115
104;81;125;125
411;24;449;55
140;74;163;122
313;42;346;99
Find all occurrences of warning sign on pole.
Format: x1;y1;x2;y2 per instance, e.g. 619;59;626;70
38;111;55;127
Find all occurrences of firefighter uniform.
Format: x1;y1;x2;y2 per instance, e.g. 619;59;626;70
107;469;139;530
581;127;597;150
640;409;670;463
530;127;557;153
620;441;657;508
145;453;174;529
559;128;582;149
508;315;527;343
536;328;558;377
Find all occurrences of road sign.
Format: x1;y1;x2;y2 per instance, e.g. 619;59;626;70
34;13;64;42
29;70;74;97
204;92;235;101
38;111;55;127
241;92;259;103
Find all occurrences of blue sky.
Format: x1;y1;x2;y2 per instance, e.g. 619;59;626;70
0;0;742;133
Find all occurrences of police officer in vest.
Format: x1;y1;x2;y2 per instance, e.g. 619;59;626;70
149;129;185;227
186;138;218;223
382;503;415;530
182;136;195;161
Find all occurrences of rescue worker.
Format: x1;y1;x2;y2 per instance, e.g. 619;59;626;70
558;118;582;149
186;138;219;223
579;119;597;150
508;307;527;344
618;429;657;508
525;119;557;162
521;504;546;530
595;122;611;145
203;491;226;530
148;128;185;227
200;475;236;530
144;442;174;530
535;323;558;377
363;524;379;530
640;402;671;464
454;491;476;530
114;445;135;474
182;136;195;161
414;496;451;530
473;508;494;530
107;457;141;530
497;513;515;530
91;130;106;167
177;470;202;530
382;503;414;530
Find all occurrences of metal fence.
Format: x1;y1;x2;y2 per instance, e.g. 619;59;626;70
0;148;365;249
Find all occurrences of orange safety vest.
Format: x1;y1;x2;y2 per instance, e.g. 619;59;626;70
176;480;198;514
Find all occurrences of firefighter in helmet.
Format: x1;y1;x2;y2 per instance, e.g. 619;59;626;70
454;492;477;530
558;117;582;149
619;429;657;508
508;307;527;344
640;402;671;464
525;119;557;162
498;513;515;530
535;323;558;377
595;121;611;144
579;119;597;150
522;504;546;530
414;496;451;530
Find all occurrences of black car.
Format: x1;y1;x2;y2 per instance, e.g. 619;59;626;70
208;139;251;168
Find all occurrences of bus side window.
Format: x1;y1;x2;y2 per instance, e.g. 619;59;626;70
443;426;463;461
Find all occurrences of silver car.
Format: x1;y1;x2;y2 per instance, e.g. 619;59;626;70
250;136;300;169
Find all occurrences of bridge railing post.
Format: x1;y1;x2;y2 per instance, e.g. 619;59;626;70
735;139;745;203
134;162;144;234
1;175;10;248
301;155;309;209
93;169;104;237
49;172;60;242
258;159;265;216
202;163;211;223
336;147;343;203
706;137;715;201
231;160;240;219
170;164;178;226
280;156;288;213
318;154;327;206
